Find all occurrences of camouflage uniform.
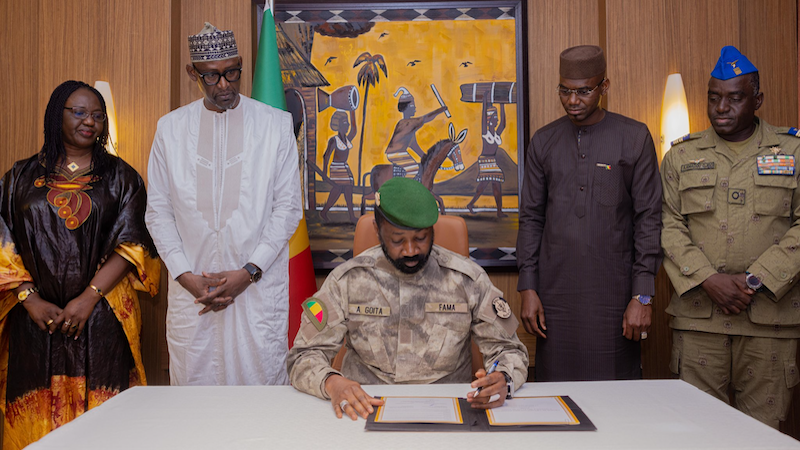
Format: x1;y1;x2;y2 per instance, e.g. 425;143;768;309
287;245;529;400
661;118;800;427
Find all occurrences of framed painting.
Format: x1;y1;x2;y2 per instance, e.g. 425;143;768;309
264;1;528;268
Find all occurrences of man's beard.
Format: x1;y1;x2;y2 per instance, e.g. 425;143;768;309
380;238;433;274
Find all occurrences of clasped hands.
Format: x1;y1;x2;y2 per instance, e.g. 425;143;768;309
702;273;754;315
325;368;507;421
177;269;251;315
22;287;102;339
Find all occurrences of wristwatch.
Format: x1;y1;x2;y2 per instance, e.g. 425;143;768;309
243;263;263;283
502;372;514;399
745;272;763;291
633;294;652;306
17;287;38;303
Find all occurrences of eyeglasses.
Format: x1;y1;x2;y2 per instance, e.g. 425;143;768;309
556;78;607;97
193;65;242;86
64;107;107;122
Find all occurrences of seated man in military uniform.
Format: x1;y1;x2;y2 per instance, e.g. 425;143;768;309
288;177;529;420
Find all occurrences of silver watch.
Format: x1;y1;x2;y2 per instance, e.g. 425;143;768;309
745;272;763;291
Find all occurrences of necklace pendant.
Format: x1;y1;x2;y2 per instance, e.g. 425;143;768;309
67;162;79;172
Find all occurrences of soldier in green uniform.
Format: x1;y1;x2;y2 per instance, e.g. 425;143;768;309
661;46;800;428
288;177;528;420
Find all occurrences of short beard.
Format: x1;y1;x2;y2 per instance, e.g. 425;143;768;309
379;231;434;274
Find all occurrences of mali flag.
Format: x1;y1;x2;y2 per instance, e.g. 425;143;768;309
252;3;318;347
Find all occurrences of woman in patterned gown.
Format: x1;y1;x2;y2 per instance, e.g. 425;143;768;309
0;80;159;449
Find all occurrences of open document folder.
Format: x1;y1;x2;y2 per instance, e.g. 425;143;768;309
365;396;596;432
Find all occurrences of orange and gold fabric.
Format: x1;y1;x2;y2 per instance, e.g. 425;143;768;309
0;241;159;450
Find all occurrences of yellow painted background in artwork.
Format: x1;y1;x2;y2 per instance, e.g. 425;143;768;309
310;19;518;207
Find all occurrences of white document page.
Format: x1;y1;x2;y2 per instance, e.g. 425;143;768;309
487;396;580;425
375;397;462;424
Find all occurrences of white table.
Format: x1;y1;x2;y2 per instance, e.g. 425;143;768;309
27;380;800;450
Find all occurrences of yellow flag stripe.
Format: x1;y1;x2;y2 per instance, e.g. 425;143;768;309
289;211;310;259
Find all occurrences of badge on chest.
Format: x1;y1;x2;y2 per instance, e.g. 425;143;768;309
757;154;795;175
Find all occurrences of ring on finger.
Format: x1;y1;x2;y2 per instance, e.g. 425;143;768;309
339;400;349;410
641;331;648;340
70;324;78;329
64;320;72;327
46;319;54;326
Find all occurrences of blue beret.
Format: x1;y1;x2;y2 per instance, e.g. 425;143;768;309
711;46;757;80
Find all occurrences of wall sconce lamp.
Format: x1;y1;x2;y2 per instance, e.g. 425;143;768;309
93;81;119;156
660;73;690;158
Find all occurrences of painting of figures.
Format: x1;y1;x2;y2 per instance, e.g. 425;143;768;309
273;3;526;267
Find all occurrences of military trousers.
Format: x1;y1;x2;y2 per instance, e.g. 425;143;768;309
671;329;799;429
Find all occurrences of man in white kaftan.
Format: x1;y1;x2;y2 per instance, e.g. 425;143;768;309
145;23;302;385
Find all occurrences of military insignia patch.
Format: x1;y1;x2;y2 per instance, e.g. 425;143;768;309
728;188;746;205
757;155;795;175
349;304;391;317
787;127;800;138
728;59;742;75
302;298;328;331
492;298;511;319
681;161;715;172
425;303;469;313
670;134;691;146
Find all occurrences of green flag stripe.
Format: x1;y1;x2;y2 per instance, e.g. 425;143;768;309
252;7;286;111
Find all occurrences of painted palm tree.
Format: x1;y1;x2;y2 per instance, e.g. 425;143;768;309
353;52;388;186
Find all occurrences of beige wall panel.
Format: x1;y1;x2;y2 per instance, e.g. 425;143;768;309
739;0;798;127
666;0;739;135
179;0;254;108
106;0;172;181
605;0;669;149
37;1;109;134
527;0;600;133
0;1;39;174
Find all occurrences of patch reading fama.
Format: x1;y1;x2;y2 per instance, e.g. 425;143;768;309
349;304;391;317
302;298;328;331
681;161;715;172
425;303;469;313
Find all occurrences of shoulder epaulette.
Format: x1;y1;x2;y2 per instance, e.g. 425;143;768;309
435;247;482;281
780;127;800;138
670;132;702;147
330;254;376;280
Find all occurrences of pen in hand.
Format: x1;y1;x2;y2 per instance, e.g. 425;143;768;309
473;360;499;396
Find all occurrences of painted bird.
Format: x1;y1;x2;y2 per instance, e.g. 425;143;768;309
325;56;337;66
407;60;421;66
379;32;389;39
460;61;473;67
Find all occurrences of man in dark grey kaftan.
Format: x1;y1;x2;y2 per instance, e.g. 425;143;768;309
516;45;663;381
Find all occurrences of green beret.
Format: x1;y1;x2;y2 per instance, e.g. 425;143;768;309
376;177;438;229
